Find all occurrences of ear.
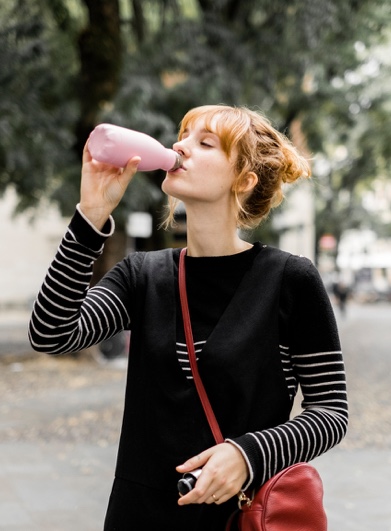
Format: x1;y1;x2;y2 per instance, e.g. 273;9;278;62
237;172;257;194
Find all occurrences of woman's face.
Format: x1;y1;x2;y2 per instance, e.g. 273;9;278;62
162;116;237;207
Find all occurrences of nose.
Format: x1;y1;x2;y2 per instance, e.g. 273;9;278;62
173;139;190;158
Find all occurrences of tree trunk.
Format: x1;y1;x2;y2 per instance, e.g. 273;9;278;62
74;0;124;281
75;0;122;159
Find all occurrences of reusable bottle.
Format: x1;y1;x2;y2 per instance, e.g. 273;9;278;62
88;123;183;171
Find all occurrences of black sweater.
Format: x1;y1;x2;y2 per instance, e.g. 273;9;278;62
29;208;348;492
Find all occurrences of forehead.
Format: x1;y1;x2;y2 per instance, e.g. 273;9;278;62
179;111;221;136
178;105;251;156
179;105;251;139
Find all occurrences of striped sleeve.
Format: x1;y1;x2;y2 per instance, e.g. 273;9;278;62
28;209;131;355
227;256;348;490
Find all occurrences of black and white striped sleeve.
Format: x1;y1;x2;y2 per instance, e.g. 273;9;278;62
227;256;348;490
28;207;131;355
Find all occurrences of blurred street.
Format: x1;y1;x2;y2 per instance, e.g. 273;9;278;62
0;301;391;530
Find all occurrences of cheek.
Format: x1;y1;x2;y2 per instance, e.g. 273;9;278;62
203;157;230;177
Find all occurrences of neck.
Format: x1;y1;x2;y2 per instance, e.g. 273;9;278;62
184;203;252;257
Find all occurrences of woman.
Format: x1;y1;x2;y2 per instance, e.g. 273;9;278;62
29;104;348;530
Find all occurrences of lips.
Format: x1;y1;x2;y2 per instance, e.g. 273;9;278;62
169;165;186;173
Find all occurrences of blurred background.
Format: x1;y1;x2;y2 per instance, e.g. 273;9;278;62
1;0;391;308
0;1;391;530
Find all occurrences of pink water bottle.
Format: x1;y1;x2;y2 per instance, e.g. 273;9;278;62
88;123;183;171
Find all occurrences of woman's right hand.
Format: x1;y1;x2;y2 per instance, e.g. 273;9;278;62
79;140;140;230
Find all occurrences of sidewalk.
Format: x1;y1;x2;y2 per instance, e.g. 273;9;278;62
1;304;391;530
0;310;31;358
315;448;391;531
0;442;116;531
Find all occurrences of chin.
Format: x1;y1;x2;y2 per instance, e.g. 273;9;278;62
162;179;184;200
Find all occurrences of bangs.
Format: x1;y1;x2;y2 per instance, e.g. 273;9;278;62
178;105;251;156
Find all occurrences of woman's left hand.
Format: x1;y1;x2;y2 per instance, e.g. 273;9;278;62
176;442;249;505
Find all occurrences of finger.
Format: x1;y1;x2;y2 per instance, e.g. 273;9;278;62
180;484;227;506
204;493;219;505
178;474;217;506
123;156;141;174
176;450;210;473
83;140;93;163
116;156;140;189
211;491;231;505
210;493;222;505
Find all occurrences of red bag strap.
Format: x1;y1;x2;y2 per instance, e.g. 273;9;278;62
178;247;224;445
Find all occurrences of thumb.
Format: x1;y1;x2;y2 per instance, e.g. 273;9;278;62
119;156;141;185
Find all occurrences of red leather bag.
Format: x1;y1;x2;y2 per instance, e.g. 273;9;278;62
225;462;327;531
179;249;327;531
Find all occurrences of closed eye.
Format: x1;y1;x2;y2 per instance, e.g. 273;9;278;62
200;141;213;147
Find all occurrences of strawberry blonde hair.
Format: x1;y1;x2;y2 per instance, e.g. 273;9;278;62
164;104;311;229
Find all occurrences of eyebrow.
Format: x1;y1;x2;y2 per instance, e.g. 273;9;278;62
200;127;218;135
182;127;219;137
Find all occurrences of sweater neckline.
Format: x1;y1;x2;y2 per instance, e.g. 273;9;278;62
185;241;262;261
184;242;263;273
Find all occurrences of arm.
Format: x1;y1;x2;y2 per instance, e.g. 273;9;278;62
28;208;132;354
227;255;348;490
29;139;141;354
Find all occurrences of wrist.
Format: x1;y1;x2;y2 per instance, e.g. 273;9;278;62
78;203;113;232
76;204;115;237
225;439;253;490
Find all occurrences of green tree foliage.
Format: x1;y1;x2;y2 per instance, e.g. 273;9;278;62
306;33;391;250
1;0;390;254
0;0;80;211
